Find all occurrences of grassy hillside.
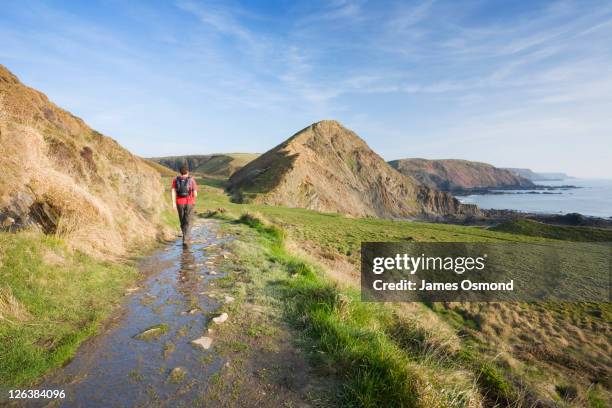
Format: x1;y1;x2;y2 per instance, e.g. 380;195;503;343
194;177;611;407
216;216;484;406
0;65;174;390
149;153;259;177
491;219;612;241
195;153;259;176
144;158;176;177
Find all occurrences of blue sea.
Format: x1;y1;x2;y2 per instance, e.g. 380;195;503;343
456;178;612;218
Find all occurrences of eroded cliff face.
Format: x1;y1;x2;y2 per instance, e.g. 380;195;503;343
229;120;474;219
389;158;534;191
0;65;169;256
416;186;481;219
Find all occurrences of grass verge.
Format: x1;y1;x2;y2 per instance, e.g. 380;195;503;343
216;213;487;407
0;232;139;388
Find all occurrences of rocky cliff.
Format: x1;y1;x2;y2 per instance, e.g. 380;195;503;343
229;121;478;219
389;158;534;192
0;65;168;256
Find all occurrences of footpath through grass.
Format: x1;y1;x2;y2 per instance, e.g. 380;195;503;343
219;213;511;407
195;177;611;407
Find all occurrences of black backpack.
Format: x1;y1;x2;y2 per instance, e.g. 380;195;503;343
175;176;191;197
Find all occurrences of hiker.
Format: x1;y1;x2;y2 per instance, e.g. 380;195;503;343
171;164;198;245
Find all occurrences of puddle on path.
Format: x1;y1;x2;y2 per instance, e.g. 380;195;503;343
24;219;232;408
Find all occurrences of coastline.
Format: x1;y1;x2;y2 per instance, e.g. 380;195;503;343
453;178;612;221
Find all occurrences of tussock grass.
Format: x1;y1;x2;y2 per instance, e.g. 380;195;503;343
0;286;31;325
231;214;483;407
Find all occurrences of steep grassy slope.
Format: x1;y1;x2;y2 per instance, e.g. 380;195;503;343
229;120;478;219
389;158;534;191
144;158;176;177
150;153;259;177
0;64;168;256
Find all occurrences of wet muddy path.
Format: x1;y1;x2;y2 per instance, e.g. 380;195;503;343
28;219;232;407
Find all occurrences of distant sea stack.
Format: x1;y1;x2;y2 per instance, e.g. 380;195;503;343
503;168;570;181
150;153;259;177
389;159;534;192
228;120;478;219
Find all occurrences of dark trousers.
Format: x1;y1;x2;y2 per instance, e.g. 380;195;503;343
176;204;194;241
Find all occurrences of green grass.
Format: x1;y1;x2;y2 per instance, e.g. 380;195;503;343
222;214;485;407
3;175;608;405
192;176;550;262
195;153;259;176
490;219;612;241
0;232;139;388
197;180;611;407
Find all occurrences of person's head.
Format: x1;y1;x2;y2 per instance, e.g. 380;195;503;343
180;163;189;175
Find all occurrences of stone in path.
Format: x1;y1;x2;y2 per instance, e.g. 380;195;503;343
168;367;186;384
212;313;228;324
134;324;168;341
191;336;213;350
224;295;235;304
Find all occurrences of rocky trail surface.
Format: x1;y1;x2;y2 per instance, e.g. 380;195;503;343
18;219;234;408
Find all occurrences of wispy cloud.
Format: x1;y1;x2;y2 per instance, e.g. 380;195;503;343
1;0;611;176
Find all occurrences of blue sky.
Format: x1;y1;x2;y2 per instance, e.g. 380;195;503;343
1;0;611;177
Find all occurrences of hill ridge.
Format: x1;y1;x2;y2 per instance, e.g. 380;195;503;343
229;120;478;219
389;158;534;191
150;153;259;177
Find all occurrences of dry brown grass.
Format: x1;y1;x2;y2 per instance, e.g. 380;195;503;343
0;285;30;324
440;301;612;403
0;64;170;257
284;231;611;405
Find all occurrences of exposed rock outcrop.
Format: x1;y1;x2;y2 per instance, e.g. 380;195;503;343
229;120;477;219
389;158;534;192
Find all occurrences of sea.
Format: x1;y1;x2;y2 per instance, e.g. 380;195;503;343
456;178;612;219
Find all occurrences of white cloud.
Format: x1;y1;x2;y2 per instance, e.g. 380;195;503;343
3;0;611;177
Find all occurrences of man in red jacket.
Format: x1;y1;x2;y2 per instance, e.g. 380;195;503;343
171;163;198;245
